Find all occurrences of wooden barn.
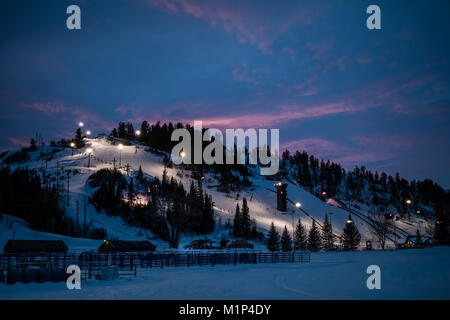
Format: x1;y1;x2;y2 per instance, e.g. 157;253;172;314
228;239;254;250
3;240;68;254
184;239;215;250
98;240;156;253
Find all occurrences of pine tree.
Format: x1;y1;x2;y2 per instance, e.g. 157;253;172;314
162;167;168;186
434;200;450;245
415;229;422;247
30;138;37;151
266;222;280;251
136;166;144;182
293;219;307;250
127;178;135;205
342;215;361;250
321;214;335;250
241;198;251;238
307;220;322;251
74;128;84;148
200;194;215;234
281;226;292;251
233;203;241;237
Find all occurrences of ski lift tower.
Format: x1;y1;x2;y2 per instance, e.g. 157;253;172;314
275;182;288;212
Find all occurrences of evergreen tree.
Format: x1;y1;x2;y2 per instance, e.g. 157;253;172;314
342;215;361;250
162;167;168;187
233;203;241;237
307;220;322;251
127;178;135;205
415;229;422;247
74;128;84;148
281;226;293;251
118;122;127;138
30;138;37;151
241;198;251;238
434;200;450;245
266;222;280;251
321;213;335;250
200;194;215;234
110;128;118;138
136;166;144;182
293;219;307;250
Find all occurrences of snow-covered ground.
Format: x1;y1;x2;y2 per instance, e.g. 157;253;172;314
1;137;432;251
1;247;449;299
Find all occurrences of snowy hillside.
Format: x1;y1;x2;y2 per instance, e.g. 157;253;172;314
0;137;432;252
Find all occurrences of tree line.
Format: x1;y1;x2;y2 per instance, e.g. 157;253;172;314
265;214;361;252
88;168;215;248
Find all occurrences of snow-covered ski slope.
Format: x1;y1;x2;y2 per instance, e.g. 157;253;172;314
1;138;428;251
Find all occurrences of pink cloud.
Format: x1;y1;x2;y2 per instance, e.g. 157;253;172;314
23;102;116;132
231;61;269;85
143;0;322;53
28;102;69;114
281;138;341;157
5;137;29;148
304;40;334;61
356;56;372;65
182;101;367;129
282;47;297;60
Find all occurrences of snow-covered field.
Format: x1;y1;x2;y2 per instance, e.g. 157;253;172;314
1;247;449;299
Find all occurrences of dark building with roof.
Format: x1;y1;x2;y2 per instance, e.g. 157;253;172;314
184;239;215;249
3;240;68;254
228;239;254;249
97;240;156;252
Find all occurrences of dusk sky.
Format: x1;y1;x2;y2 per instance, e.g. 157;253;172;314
1;0;449;187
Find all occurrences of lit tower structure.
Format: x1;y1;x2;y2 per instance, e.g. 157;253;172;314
275;182;288;212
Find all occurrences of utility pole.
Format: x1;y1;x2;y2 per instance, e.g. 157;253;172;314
67;171;70;207
56;161;59;197
84;195;87;238
76;200;79;234
113;158;116;170
292;214;295;252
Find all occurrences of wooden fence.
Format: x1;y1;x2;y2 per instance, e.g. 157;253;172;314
0;251;310;269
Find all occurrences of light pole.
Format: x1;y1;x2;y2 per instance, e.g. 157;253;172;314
78;122;84;127
70;142;75;155
86;148;92;168
118;143;123;167
405;199;412;219
293;202;302;252
86;130;91;137
347;215;353;224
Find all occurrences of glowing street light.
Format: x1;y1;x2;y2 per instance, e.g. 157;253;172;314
86;130;91;136
136;130;141;136
347;215;353;224
78;122;84;127
118;143;124;166
406;199;412;205
180;151;186;158
70;142;76;155
295;202;302;208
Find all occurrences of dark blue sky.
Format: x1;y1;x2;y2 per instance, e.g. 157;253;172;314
1;0;449;187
